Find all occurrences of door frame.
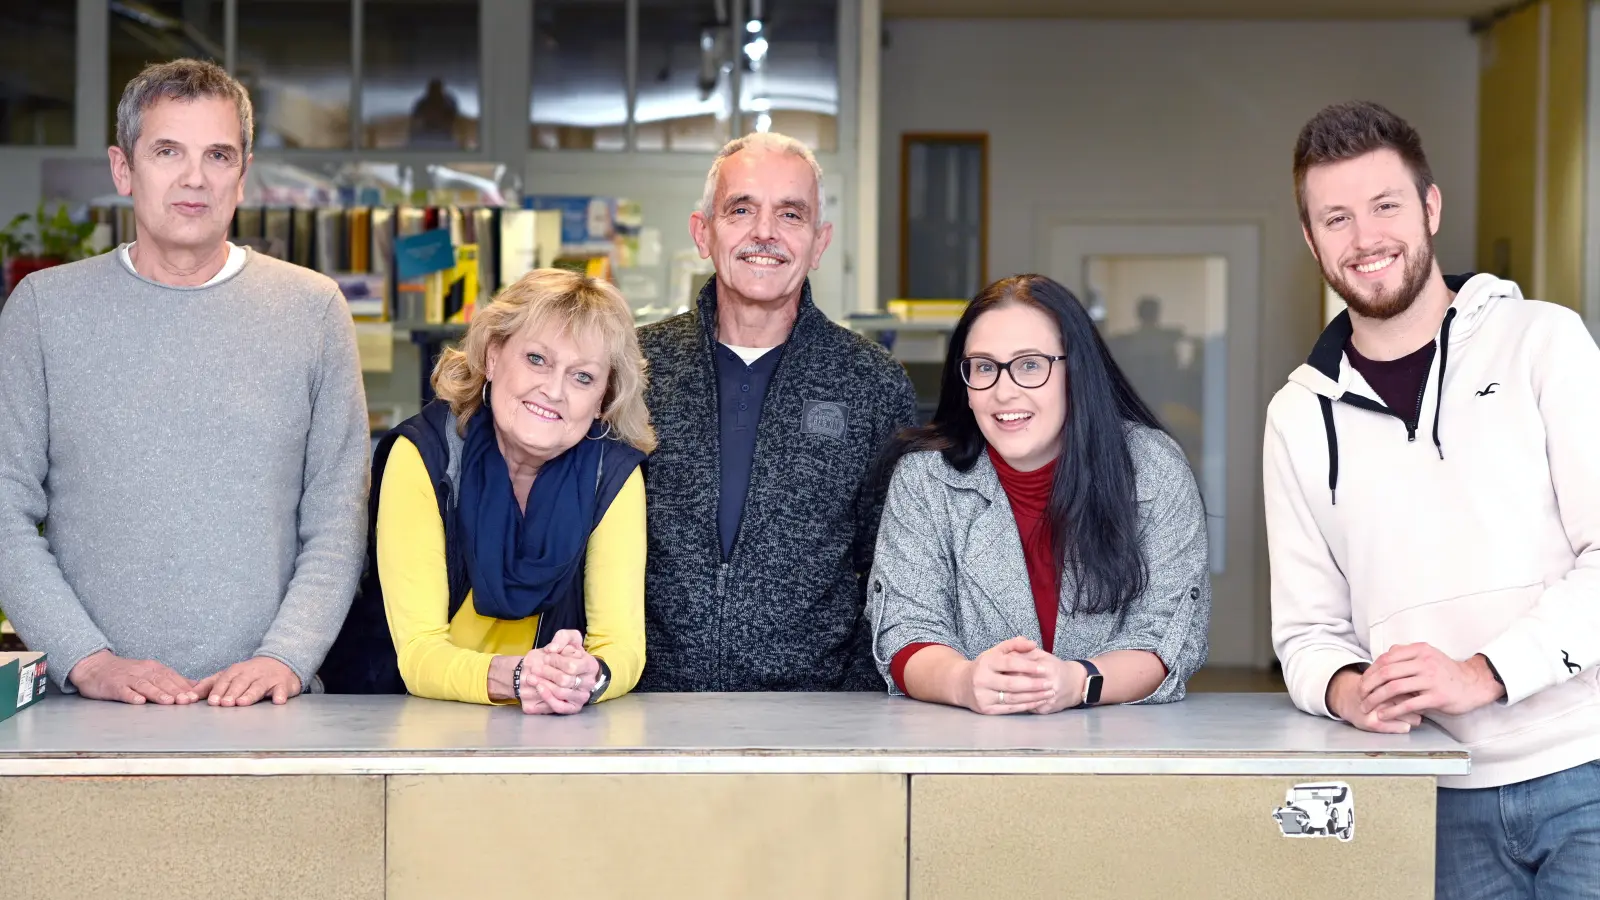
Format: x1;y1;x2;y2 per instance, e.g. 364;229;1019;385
1034;211;1269;669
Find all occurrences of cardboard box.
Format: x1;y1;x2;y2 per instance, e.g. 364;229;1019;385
0;651;47;722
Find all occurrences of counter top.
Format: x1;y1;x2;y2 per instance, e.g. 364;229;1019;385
0;692;1469;777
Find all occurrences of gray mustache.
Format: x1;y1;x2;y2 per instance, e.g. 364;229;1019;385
736;243;791;262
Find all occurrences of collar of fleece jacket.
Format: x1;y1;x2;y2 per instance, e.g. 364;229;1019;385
690;274;826;355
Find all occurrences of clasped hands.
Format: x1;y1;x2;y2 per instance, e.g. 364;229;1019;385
962;636;1085;715
1328;642;1506;734
512;629;600;716
69;650;303;707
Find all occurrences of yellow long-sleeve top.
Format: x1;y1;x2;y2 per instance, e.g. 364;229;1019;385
376;436;645;705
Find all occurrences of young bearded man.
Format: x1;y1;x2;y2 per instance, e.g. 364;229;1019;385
1267;100;1600;898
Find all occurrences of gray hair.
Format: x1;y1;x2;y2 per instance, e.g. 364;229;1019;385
698;131;827;225
116;58;255;161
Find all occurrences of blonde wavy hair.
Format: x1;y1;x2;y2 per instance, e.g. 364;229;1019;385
432;269;657;454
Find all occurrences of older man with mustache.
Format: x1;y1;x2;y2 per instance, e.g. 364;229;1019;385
636;132;918;692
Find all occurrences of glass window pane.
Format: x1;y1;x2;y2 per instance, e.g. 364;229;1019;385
531;0;626;151
363;0;481;151
739;0;837;151
1087;255;1228;574
636;0;733;153
108;2;225;145
236;0;353;150
903;137;984;299
0;5;76;145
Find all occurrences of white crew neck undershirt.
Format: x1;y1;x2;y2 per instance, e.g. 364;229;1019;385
120;241;246;287
723;343;777;365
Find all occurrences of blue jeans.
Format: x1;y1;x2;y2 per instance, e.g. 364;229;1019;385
1437;759;1600;899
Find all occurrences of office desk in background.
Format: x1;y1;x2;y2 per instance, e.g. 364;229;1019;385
0;692;1466;900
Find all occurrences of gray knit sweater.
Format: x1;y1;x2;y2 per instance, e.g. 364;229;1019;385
0;248;370;690
636;278;919;692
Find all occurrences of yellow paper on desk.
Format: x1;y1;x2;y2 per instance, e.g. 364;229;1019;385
0;651;47;722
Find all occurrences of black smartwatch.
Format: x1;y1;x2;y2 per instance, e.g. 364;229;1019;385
1070;659;1104;709
586;659;612;705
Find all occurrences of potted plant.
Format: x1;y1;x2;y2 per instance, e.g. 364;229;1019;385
1;202;101;296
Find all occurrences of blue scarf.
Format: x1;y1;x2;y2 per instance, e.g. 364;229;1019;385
456;406;604;620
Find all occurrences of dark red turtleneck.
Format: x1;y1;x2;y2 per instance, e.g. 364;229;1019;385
887;446;1063;694
986;445;1062;653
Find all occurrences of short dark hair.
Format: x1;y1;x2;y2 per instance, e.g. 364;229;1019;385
1293;101;1433;229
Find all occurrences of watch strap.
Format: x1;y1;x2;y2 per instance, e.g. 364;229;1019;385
586;658;612;705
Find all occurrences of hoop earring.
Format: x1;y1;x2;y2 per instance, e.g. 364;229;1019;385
481;380;490;406
585;419;613;441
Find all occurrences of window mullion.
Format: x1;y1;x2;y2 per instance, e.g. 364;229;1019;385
350;0;364;151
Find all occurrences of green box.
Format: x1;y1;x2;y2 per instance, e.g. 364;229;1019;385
0;651;47;722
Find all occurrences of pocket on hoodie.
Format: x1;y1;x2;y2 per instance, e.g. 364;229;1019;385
1368;584;1600;746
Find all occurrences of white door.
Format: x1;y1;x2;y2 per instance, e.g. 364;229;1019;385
1042;220;1265;668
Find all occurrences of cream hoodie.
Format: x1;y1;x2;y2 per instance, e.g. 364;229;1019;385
1265;273;1600;789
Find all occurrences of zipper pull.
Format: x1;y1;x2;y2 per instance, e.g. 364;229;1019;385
715;562;729;599
1406;425;1417;442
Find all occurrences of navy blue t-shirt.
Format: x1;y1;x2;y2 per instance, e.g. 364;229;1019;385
715;342;784;560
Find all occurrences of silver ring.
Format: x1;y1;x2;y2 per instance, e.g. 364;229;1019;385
572;674;581;689
998;690;1006;703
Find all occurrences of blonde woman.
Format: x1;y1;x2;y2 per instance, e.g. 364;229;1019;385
321;269;655;712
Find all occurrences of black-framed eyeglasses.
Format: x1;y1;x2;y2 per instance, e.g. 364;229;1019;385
959;354;1068;390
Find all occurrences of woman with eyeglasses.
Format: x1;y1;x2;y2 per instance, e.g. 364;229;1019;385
865;274;1211;714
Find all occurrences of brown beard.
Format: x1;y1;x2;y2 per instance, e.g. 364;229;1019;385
1320;227;1434;321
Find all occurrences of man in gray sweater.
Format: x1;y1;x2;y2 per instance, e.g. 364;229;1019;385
0;59;369;707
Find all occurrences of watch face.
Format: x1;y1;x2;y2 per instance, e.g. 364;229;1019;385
1085;674;1104;705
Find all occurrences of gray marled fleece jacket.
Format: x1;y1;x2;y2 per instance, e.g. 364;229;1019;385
636;278;918;692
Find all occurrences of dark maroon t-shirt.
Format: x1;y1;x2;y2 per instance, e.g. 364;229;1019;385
1345;339;1436;429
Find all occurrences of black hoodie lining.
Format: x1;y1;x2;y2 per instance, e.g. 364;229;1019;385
1310;274;1474;503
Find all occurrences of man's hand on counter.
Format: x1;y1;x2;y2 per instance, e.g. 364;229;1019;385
69;651;206;705
202;657;303;707
1326;664;1422;734
1359;643;1505;720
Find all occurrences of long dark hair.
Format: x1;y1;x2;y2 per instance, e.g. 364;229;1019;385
879;274;1165;616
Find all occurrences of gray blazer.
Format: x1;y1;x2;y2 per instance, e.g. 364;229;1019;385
866;425;1211;703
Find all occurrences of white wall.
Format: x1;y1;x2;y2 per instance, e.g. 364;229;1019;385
880;17;1479;313
880;17;1481;665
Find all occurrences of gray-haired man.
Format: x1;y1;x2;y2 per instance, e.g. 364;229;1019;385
0;59;369;706
636;132;919;692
